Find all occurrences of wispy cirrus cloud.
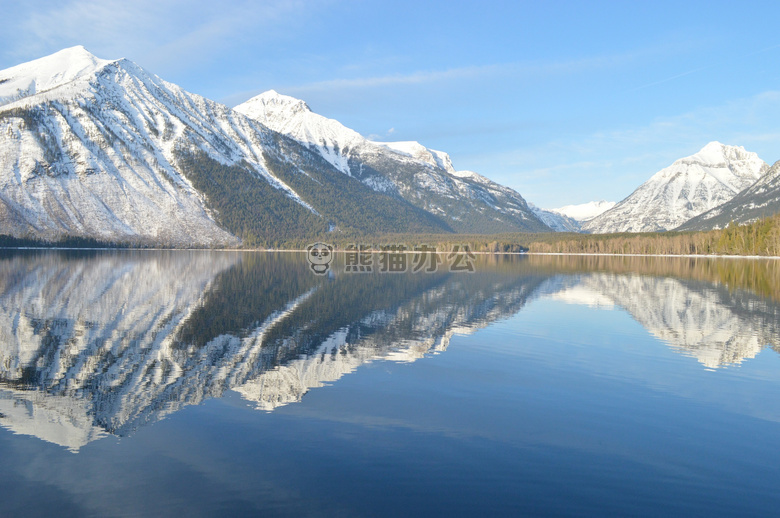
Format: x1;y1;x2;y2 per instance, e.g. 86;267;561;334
220;41;689;106
629;65;713;91
287;64;505;92
283;43;686;95
1;0;327;72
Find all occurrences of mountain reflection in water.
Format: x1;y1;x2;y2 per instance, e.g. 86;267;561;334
0;250;778;451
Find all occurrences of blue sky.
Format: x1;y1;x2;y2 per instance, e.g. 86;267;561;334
3;0;780;208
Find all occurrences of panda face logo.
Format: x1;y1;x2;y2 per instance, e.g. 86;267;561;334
306;242;333;275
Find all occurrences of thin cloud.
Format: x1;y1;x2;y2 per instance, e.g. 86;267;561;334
287;64;505;93
629;65;712;91
1;0;325;72
629;42;780;92
460;88;780;207
283;44;682;95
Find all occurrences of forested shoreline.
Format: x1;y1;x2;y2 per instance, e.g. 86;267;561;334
2;213;779;257
526;213;780;257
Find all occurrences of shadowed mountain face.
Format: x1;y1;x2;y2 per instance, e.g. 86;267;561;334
0;251;778;451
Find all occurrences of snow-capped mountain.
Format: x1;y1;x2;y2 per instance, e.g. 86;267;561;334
0;46;257;246
234;90;550;233
0;47;502;246
528;203;583;232
677;160;780;231
583;142;768;234
527;200;616;233
551;200;616;221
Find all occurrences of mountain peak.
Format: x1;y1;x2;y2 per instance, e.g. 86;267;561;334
678;141;754;167
243;90;311;113
0;45;114;107
549;200;616;221
53;44;101;60
583;142;767;233
234;90;365;175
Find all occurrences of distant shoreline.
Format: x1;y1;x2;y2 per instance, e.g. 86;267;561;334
526;252;780;260
1;246;779;259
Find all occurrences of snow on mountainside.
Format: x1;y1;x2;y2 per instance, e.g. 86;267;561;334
0;46;304;245
0;46;113;106
526;200;616;233
0;48;455;245
583;142;768;234
375;140;457;173
677;160;780;231
528;203;583;232
233;89;363;175
550;200;616;221
235;90;551;233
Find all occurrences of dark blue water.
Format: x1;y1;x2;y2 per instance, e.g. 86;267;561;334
1;250;779;516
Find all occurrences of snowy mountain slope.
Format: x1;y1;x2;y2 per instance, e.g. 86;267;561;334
376;140;457;173
550;200;616;221
0;46;292;245
0;46;113;106
677;160;780;231
529;203;582;232
582;142;768;234
0;47;449;245
235;90;551;233
233;90;363;175
526;200;617;233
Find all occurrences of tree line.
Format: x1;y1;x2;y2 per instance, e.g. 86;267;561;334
526;213;780;257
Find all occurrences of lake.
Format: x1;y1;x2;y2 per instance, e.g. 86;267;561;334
1;250;779;517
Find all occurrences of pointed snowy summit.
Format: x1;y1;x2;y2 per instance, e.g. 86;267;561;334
0;45;114;106
583;142;767;233
237;89;312;118
236;89;365;174
678;158;780;230
235;90;551;233
549;200;616;222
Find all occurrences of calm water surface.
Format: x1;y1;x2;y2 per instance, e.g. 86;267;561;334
1;250;779;517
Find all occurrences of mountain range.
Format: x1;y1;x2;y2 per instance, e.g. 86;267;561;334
584;142;772;234
0;46;548;247
233;90;549;234
1;46;779;245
